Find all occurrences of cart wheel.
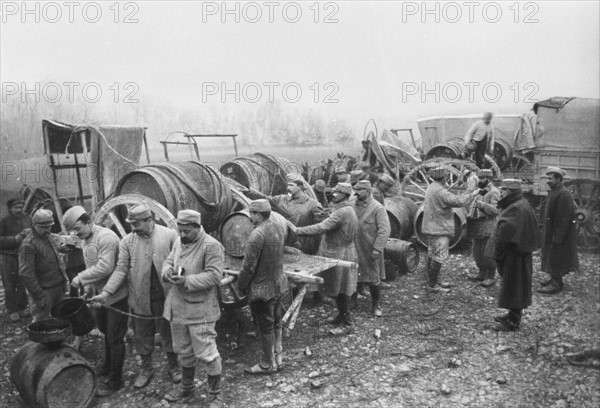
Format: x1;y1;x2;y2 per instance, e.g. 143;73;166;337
399;159;468;205
565;179;600;251
503;154;535;183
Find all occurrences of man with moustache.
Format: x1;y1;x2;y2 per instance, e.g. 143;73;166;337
62;206;128;397
237;200;288;374
0;198;31;322
19;209;69;323
464;112;495;168
161;210;225;406
291;183;359;335
90;204;181;389
466;169;500;287
352;180;391;317
538;167;579;295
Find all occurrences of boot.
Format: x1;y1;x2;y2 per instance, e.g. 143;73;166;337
467;268;486;282
537;277;562;294
326;296;344;325
245;332;276;374
357;282;368;297
134;354;154;388
480;267;496;287
495;310;521;332
540;276;554;286
329;295;354;335
493;312;510;323
164;366;195;402
95;343;111;378
274;328;283;371
96;343;125;397
207;374;224;408
370;285;382;317
167;352;182;384
428;261;441;288
349;292;358;310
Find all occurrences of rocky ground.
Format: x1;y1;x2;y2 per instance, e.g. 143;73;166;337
1;246;599;408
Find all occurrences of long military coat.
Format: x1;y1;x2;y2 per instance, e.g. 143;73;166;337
353;196;391;283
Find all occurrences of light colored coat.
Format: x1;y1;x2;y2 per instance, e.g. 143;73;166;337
78;225;127;306
103;224;178;315
422;182;472;236
353;196;391;283
466;184;500;238
162;229;224;324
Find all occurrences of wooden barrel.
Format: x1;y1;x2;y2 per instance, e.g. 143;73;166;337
384;238;421;278
492;138;513;170
425;138;467;160
10;342;96;408
220;157;272;194
384;196;418;240
219;210;288;257
414;206;467;249
115;161;233;233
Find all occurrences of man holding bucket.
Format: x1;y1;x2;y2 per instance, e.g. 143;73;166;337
160;210;225;406
91;204;181;389
19;209;69;323
62;206;128;397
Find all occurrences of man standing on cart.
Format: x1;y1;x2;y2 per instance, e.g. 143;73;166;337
464;112;495;168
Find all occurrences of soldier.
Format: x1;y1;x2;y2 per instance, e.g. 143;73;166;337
422;167;474;292
372;173;396;205
90;204;181;389
19;209;69;322
0;198;31;322
538;166;579;294
464;112;495;169
334;167;350;184
352;181;391;317
466;169;501;287
161;210;225;406
292;183;359;335
237;200;288;374
492;179;540;331
62;206;128;397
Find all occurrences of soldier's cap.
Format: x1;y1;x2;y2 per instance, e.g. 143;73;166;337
349;170;364;183
378;173;395;186
125;204;152;223
428;167;446;179
177;209;201;226
287;179;304;188
7;198;25;209
313;179;326;191
545;166;567;178
478;169;494;178
500;179;522;190
62;206;87;230
334;167;347;175
353;180;372;190
249;199;271;213
32;209;54;226
333;183;352;195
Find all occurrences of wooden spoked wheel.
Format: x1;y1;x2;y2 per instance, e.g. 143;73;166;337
399;159;468;205
503;154;535;183
564;179;600;251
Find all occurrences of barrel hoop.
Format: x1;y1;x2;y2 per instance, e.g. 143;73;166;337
151;163;218;209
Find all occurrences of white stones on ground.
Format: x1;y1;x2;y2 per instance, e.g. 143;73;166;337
374;329;381;339
398;364;412;373
440;383;451;395
310;380;323;389
308;371;320;378
304;346;312;356
448;358;462;368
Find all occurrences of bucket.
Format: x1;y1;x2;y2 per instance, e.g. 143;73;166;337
219;210;288;257
50;298;95;336
115;161;233;233
384;239;421;279
414;206;467;249
426;138;467;160
28;318;72;346
10;342;96;408
384;196;418;240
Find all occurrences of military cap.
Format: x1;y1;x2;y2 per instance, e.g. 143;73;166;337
62;206;87;230
334;167;347;174
333;183;352;195
313;179;326;192
125;204;152;223
545;166;567;178
478;169;494;178
32;209;54;226
500;179;522;190
287;179;304;188
177;209;201;225
7;198;24;209
378;173;395;186
353;180;372;190
249;199;271;212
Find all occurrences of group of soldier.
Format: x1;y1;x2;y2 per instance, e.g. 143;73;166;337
0;157;580;404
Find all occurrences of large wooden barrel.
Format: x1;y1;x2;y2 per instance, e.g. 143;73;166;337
114;161;233;233
220;153;292;196
10;342;96;408
384;196;418;240
414;206;467;249
219;210;288;257
425;138;467;160
492;138;513;170
384;238;420;279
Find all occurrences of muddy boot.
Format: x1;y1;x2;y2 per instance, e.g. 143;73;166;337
134;354;154;388
428;261;441;288
164;366;195;402
357;282;368;297
207;374;224;408
245;332;276;374
167;352;182;384
96;343;125;397
370;285;382;317
467;268;486;282
537;277;562;294
326;296;344;325
95;343;111;379
349;292;358;310
481;267;496;287
330;295;354;335
274;327;283;371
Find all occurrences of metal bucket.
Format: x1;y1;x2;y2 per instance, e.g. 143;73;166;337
425;138;467;160
50;298;95;336
384;196;418;240
115;161;233;233
10;342;96;408
384;238;421;278
414;206;467;249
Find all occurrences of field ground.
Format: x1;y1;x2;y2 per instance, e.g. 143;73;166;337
1;246;599;408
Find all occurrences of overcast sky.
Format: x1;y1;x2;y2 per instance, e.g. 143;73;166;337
2;1;599;130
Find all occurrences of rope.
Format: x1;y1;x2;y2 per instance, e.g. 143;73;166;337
84;299;165;320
